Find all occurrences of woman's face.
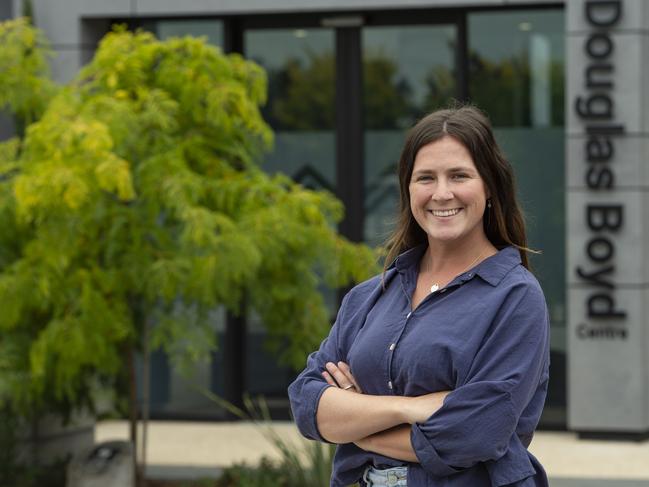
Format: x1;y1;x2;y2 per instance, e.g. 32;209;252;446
409;136;489;247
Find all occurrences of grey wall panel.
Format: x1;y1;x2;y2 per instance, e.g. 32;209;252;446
49;49;88;84
566;191;648;286
566;136;649;190
567;0;649;434
568;286;649;430
133;0;503;16
643;34;649;134
646;291;649;429
566;32;646;135
30;0;131;45
567;0;648;33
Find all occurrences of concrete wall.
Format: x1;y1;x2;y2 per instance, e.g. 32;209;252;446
566;0;649;434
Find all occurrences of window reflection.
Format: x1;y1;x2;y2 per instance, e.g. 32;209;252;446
246;29;335;191
363;25;457;246
247;29;334;132
469;11;564;127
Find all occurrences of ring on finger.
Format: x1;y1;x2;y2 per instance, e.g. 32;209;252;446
343;384;355;390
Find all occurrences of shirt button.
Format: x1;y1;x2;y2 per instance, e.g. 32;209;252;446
388;381;393;390
389;343;396;351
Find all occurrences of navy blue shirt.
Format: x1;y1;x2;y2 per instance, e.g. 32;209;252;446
288;246;550;486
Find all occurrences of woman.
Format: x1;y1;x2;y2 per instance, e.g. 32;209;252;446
288;106;550;486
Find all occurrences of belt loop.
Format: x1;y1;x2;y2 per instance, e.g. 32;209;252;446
362;466;372;486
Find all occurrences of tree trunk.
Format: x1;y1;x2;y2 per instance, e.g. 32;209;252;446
127;347;140;487
224;309;246;418
141;317;150;484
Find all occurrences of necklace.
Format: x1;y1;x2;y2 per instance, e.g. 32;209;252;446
428;248;488;293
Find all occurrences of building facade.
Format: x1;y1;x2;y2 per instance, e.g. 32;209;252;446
3;0;648;436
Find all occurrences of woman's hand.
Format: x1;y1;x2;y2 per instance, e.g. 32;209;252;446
316;361;450;443
402;390;450;424
322;361;363;394
322;361;450;423
354;425;419;463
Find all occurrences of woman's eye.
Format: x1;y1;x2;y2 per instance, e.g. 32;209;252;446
452;173;468;180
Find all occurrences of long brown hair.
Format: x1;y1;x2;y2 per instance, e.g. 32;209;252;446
384;105;532;271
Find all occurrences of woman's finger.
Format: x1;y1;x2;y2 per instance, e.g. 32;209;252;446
322;371;337;387
325;362;356;391
337;361;362;393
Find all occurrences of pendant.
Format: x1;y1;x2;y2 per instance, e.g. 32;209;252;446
430;283;439;293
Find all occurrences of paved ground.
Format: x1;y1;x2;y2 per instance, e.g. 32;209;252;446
95;421;649;485
552;481;649;487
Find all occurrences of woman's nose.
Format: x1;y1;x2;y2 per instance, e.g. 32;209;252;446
431;182;453;201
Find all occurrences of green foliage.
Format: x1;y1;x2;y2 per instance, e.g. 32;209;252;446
202;393;339;487
0;20;378;417
0;406;19;485
0;407;67;487
216;458;295;487
0;17;57;133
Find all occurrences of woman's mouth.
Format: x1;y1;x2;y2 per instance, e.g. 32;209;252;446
430;208;462;217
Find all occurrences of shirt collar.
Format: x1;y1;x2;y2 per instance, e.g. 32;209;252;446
392;244;522;287
393;244;427;273
472;246;522;286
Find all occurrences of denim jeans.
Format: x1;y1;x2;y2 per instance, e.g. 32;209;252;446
362;466;408;486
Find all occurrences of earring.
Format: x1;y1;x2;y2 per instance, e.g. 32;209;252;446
487;199;492;209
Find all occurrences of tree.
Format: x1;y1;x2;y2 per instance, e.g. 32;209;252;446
0;17;56;135
0;20;378;482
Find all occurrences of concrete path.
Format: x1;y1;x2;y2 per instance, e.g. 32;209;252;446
95;421;649;484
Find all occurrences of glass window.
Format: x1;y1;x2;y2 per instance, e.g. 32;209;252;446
469;9;565;425
469;11;564;127
246;28;336;191
362;25;457;246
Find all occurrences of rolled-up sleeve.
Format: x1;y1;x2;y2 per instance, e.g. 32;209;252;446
287;294;350;442
411;280;550;477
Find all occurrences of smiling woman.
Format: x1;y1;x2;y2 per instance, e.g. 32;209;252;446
289;105;550;487
409;137;491;260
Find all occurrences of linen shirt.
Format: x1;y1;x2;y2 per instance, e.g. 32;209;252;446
288;245;550;487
